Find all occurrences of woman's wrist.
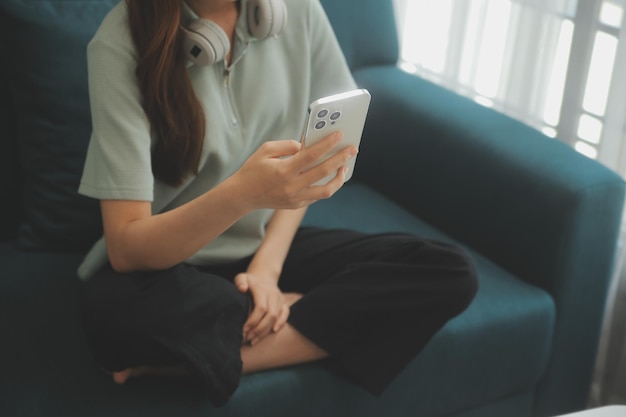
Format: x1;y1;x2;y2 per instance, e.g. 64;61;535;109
247;261;282;284
217;170;265;215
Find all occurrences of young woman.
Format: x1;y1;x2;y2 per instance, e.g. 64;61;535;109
79;0;478;406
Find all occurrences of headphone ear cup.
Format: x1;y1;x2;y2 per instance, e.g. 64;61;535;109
247;0;287;39
182;19;231;66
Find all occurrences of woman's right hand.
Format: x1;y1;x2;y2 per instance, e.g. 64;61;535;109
232;132;358;210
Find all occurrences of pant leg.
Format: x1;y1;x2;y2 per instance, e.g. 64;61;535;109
81;263;250;406
281;227;478;395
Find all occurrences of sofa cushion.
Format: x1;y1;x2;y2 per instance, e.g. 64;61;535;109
0;0;116;250
0;183;554;417
304;183;556;415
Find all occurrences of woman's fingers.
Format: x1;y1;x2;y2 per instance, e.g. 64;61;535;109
243;292;268;336
273;304;290;333
290;131;357;187
246;293;283;345
292;143;354;202
234;133;356;210
248;301;290;345
288;132;342;174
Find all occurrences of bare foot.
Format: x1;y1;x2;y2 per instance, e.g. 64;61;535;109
110;296;306;385
112;368;134;384
111;366;187;384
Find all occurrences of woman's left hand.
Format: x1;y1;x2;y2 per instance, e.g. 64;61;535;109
234;272;290;346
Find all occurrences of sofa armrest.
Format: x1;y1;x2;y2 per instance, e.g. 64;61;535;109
353;66;625;416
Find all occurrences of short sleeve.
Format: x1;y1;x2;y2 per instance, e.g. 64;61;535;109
78;6;154;202
306;0;357;102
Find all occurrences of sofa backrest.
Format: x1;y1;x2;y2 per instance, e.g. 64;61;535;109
319;0;399;70
0;0;398;247
0;0;115;249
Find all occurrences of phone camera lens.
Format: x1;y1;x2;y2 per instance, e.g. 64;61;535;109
315;120;327;130
330;111;341;121
317;109;329;118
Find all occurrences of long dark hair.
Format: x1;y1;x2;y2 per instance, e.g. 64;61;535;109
126;0;205;186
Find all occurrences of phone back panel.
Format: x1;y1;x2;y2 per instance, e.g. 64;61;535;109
301;89;371;185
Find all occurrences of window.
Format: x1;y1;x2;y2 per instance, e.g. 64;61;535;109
395;0;626;175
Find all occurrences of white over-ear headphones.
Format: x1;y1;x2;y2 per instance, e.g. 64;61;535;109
182;0;288;67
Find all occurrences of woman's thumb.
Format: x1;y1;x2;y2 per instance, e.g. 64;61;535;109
234;273;249;292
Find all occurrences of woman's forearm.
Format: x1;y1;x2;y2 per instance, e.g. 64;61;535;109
105;175;252;272
106;136;350;273
246;207;308;281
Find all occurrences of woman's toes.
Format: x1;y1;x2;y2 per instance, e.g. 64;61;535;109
112;369;131;384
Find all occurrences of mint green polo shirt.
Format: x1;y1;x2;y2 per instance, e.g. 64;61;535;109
77;0;356;280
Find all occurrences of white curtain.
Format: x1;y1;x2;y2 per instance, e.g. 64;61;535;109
393;0;626;406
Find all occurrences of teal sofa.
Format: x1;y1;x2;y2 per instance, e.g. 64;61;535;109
1;1;624;416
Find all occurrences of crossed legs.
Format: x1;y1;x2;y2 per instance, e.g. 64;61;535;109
89;228;477;398
111;292;328;384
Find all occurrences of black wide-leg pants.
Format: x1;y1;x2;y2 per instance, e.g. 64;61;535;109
81;227;478;406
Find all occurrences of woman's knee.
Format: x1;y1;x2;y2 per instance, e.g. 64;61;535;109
401;237;479;314
81;263;250;372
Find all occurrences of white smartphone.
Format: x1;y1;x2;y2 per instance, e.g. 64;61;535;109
300;88;371;185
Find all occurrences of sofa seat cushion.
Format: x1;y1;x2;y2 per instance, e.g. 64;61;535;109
302;182;556;415
0;183;554;417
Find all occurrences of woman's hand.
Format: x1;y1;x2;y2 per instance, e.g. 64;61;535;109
234;272;290;346
231;132;357;211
